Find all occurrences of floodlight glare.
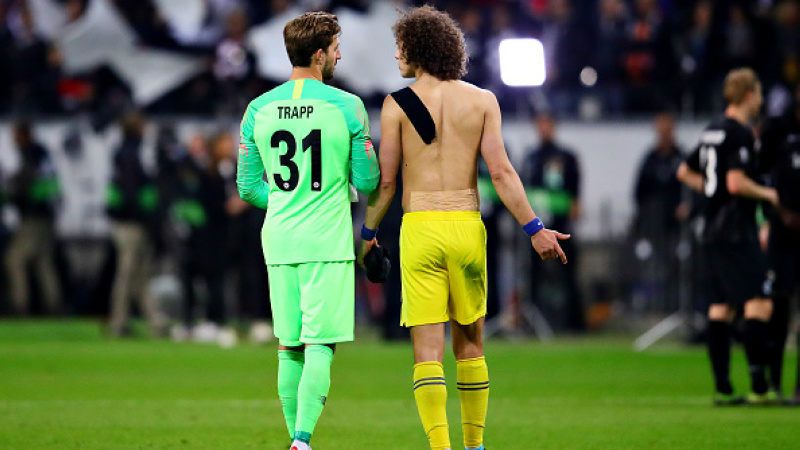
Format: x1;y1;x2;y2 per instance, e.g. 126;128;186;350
580;66;598;87
498;38;546;87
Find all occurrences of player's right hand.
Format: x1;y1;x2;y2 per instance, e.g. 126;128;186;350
531;229;571;264
357;238;378;269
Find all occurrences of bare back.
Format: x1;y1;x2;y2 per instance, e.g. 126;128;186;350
387;80;489;212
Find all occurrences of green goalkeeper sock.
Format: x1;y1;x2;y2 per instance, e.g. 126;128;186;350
294;345;334;443
277;349;305;439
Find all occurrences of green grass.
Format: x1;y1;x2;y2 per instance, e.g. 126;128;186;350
0;321;798;449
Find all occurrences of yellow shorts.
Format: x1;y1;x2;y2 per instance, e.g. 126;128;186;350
400;211;487;327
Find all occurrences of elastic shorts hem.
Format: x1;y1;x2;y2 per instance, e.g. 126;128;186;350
301;336;354;345
452;311;487;326
401;311;486;328
277;338;303;347
401;316;449;327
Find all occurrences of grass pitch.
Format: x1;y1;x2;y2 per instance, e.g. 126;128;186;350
0;321;798;450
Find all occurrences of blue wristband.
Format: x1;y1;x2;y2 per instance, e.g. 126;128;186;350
523;218;545;236
361;224;378;240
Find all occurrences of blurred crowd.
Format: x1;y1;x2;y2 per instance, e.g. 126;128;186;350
1;0;799;118
0;115;275;345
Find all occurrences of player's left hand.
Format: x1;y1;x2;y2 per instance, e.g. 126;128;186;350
531;229;571;264
357;238;378;269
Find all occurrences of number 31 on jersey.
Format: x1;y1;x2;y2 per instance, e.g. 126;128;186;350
271;129;322;192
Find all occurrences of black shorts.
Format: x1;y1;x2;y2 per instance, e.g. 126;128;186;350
703;241;769;306
767;224;800;297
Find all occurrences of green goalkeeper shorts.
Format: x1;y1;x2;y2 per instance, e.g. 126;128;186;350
267;261;355;347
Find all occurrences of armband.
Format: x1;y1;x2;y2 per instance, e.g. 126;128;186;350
361;224;378;241
523;217;545;236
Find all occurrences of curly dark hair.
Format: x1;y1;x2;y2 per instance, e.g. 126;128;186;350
283;12;341;68
393;6;467;80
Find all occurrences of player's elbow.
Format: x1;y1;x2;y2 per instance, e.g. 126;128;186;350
378;177;396;196
238;189;256;205
237;182;259;205
489;164;516;186
353;175;380;194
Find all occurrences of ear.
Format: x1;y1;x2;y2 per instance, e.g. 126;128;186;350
313;48;325;65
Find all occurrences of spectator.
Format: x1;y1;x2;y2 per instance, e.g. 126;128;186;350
484;5;519;110
459;6;487;86
221;128;272;342
723;5;756;72
107;112;167;336
622;0;678;112
213;8;257;114
774;0;800;87
594;0;629;115
4;121;61;315
0;2;13;114
631;112;687;311
679;0;716;114
522;114;584;331
541;0;591;115
172;133;234;346
6;1;61;114
634;112;688;232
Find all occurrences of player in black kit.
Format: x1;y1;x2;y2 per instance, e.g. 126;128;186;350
760;83;800;404
677;68;779;405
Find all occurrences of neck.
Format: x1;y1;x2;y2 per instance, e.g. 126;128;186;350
289;66;323;82
725;105;750;126
415;70;441;84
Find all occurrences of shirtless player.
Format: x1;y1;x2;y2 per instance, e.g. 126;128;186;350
358;6;569;450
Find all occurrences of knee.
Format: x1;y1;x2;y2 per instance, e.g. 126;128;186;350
744;299;772;321
451;320;484;360
453;337;483;360
708;304;732;322
415;346;445;364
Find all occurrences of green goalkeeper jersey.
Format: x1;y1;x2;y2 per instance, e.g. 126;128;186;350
237;78;379;265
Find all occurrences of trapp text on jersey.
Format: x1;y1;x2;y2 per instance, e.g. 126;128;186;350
278;105;314;119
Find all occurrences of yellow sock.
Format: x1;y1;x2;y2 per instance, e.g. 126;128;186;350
457;356;489;448
413;361;450;450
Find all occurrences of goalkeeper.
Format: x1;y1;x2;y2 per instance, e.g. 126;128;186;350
236;12;379;450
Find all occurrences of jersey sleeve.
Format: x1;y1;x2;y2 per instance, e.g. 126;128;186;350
723;128;754;172
236;102;270;209
348;96;379;194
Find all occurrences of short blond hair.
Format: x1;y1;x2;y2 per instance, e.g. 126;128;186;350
723;68;760;105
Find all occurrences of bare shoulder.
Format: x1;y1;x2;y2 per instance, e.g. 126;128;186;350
453;81;497;108
381;94;403;118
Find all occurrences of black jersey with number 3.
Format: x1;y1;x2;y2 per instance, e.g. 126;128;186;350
686;117;759;243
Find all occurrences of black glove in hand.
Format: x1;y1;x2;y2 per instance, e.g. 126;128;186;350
363;245;391;283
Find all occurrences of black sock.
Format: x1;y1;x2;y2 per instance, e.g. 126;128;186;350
767;297;790;392
744;319;770;395
707;320;733;394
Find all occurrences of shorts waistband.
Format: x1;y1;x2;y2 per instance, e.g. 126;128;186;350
402;211;482;223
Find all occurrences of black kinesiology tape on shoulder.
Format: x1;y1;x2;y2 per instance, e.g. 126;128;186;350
390;87;436;145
